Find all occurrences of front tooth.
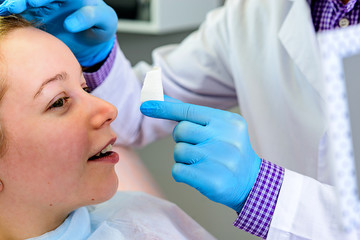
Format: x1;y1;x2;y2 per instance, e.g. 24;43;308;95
101;144;113;154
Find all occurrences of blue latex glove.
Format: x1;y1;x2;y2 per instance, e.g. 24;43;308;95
0;0;118;67
140;97;262;212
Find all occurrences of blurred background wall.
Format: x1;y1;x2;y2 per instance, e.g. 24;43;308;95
109;1;258;239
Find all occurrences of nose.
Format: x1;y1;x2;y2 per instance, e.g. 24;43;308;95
88;95;118;129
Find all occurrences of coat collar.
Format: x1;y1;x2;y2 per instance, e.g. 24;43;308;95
278;0;326;101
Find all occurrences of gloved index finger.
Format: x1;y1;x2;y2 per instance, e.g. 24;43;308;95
140;100;219;126
0;0;26;15
0;0;52;15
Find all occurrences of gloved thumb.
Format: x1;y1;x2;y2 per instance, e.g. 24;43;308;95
64;5;117;34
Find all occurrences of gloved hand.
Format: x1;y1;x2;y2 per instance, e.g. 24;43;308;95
0;0;118;67
140;97;262;212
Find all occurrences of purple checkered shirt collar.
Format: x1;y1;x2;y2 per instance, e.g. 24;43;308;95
310;0;360;31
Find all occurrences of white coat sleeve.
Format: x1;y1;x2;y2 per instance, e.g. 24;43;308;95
267;169;360;240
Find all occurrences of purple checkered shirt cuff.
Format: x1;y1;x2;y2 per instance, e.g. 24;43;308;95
233;159;284;239
83;40;117;90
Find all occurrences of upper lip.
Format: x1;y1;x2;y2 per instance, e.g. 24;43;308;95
89;137;116;159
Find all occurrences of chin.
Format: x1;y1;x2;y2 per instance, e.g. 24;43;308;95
87;171;119;205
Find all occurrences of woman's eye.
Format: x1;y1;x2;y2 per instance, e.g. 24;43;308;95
49;97;70;110
83;87;91;93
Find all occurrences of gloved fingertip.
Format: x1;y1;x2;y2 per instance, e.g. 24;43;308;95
64;16;80;33
171;163;201;188
171;164;185;182
140;101;157;116
65;7;96;33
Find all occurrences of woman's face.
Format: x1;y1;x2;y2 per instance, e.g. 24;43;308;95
0;27;119;213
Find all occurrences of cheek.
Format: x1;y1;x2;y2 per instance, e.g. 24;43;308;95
0;123;92;206
3;119;90;184
42;125;89;161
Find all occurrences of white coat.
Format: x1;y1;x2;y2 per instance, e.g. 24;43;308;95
92;0;360;238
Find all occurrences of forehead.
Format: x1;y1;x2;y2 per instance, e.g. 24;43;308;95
0;27;79;89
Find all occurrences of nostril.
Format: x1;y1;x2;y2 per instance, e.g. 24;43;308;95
100;104;117;127
105;117;113;125
89;96;117;128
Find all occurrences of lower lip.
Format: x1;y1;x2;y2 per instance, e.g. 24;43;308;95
88;151;119;164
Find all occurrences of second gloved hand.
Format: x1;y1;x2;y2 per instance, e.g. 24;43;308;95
140;98;262;212
0;0;118;67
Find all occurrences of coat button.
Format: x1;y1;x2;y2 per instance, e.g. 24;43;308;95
339;18;350;28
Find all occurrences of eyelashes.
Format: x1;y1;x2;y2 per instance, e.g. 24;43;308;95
83;86;91;93
48;96;70;110
47;87;90;111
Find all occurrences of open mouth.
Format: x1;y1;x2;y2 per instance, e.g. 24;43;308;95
88;151;113;160
88;144;113;161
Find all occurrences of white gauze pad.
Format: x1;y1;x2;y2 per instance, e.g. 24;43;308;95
140;67;164;103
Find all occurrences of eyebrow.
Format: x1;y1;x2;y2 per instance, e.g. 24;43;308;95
34;72;69;99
